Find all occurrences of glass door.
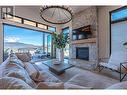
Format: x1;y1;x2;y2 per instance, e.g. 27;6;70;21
62;27;70;58
3;24;52;61
47;34;52;57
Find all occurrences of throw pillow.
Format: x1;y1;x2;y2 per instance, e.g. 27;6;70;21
0;77;32;89
24;62;61;83
24;62;39;79
16;53;31;62
24;62;45;82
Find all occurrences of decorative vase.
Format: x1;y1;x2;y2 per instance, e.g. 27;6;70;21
58;48;64;62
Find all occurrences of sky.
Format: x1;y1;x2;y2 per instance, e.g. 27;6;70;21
4;24;52;46
111;8;127;21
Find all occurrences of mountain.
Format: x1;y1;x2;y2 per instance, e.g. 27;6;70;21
4;42;41;49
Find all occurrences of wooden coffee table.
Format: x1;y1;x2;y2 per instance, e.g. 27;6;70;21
42;59;74;75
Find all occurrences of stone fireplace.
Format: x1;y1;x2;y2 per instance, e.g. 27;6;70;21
70;39;97;62
68;6;97;70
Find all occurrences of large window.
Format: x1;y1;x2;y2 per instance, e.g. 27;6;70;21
111;7;127;23
62;27;70;58
4;24;52;61
111;7;127;54
111;21;127;53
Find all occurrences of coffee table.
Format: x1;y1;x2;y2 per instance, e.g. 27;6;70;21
42;59;74;75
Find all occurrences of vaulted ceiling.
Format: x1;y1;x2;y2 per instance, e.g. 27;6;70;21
14;6;91;25
16;6;90;14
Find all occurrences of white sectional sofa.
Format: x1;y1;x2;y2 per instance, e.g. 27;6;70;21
0;53;126;89
0;54;63;89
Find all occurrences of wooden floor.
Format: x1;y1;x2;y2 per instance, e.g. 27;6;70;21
34;59;127;82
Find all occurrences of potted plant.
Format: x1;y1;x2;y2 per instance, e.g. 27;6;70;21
52;32;69;62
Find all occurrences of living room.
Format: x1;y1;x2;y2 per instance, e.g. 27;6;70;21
1;5;127;90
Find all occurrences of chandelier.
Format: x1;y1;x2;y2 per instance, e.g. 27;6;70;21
40;6;73;24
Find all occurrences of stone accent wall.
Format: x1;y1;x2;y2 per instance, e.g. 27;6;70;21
72;6;97;37
70;6;98;63
70;43;97;62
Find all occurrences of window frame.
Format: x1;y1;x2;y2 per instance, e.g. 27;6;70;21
2;14;56;32
38;23;48;30
111;6;127;24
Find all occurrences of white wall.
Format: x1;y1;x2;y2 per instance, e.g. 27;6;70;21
98;6;121;58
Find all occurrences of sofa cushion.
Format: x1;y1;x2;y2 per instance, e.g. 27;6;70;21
0;77;32;89
2;61;36;88
7;71;26;81
65;71;118;89
107;81;127;89
0;57;10;77
36;82;64;89
32;70;61;82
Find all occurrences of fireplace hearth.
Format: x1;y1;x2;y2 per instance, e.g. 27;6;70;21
76;47;89;60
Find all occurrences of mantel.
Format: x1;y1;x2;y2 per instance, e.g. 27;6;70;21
71;38;96;45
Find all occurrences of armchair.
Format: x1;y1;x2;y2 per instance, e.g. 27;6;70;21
98;52;127;81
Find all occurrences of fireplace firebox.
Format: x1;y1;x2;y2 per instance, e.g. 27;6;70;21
76;47;89;60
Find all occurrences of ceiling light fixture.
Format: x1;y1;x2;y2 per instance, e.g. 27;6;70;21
40;6;73;24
